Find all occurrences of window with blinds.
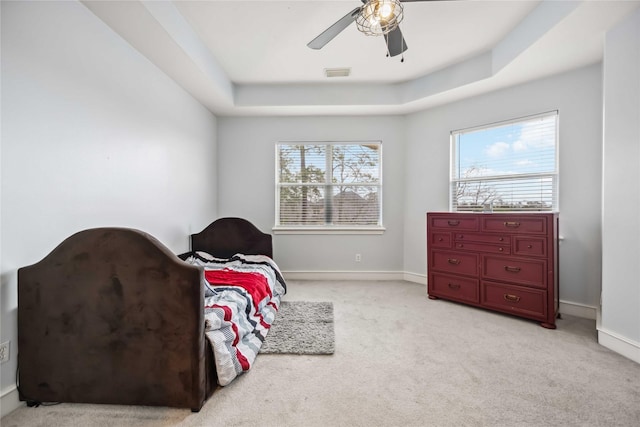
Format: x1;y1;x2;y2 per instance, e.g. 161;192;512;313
276;142;382;229
451;111;558;212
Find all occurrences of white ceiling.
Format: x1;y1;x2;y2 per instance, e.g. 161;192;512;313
82;0;640;116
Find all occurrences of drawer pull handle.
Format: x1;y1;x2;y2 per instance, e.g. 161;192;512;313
527;245;533;249
504;293;521;303
499;248;504;252
447;258;460;265
458;244;464;248
448;283;460;290
504;221;520;228
499;237;504;241
438;237;443;242
504;266;521;273
448;220;460;226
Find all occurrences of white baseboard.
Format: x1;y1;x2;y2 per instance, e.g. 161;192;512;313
598;328;640;364
403;272;427;285
282;271;404;281
559;300;597;320
283;271;428;284
1;385;22;418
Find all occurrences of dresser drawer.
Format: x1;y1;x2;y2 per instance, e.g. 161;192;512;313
482;256;546;288
430;232;452;248
480;281;547;319
430;273;479;304
454;241;510;255
429;215;479;231
455;233;509;244
481;216;547;234
430;250;478;276
513;237;547;257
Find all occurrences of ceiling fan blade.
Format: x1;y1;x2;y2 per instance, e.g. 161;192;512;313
384;26;408;57
307;7;361;50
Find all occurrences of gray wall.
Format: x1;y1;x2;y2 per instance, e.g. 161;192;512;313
217;116;406;273
601;8;640;358
403;64;604;309
217;66;605;312
0;0;218;405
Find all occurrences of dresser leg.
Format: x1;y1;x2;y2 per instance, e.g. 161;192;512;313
540;322;557;329
428;295;439;300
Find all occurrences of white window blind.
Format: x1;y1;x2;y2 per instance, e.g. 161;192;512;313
451;111;558;212
276;142;382;228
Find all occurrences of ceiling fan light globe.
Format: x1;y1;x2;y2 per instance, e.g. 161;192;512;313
356;0;403;37
379;3;393;19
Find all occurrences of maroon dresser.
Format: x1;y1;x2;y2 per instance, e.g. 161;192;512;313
427;212;559;328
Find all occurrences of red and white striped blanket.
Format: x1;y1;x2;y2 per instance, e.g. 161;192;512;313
183;251;287;386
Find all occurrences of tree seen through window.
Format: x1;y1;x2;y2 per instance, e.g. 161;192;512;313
277;143;381;226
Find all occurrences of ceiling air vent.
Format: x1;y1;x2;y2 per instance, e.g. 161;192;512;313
324;68;351;78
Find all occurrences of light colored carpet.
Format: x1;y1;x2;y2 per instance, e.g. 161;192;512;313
3;280;640;427
260;301;334;355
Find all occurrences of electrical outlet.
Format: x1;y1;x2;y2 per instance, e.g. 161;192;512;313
355;253;361;262
0;341;9;364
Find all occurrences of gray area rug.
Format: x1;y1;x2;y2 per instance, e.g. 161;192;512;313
260;301;335;355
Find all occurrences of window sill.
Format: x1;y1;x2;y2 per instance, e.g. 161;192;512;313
272;226;386;235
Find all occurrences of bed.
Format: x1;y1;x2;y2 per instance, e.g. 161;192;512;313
17;217;286;412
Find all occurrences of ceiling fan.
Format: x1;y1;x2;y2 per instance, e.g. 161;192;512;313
308;0;447;59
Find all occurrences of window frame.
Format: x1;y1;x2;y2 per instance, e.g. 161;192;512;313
450;111;559;213
274;140;385;235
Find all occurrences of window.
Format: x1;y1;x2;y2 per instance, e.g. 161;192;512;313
275;142;382;232
451;111;558;212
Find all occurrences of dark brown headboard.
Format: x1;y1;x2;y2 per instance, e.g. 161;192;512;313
189;217;272;259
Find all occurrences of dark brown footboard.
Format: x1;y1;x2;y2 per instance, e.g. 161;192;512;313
18;228;211;411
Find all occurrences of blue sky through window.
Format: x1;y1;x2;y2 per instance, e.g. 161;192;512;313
451;112;558;211
454;114;557;179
